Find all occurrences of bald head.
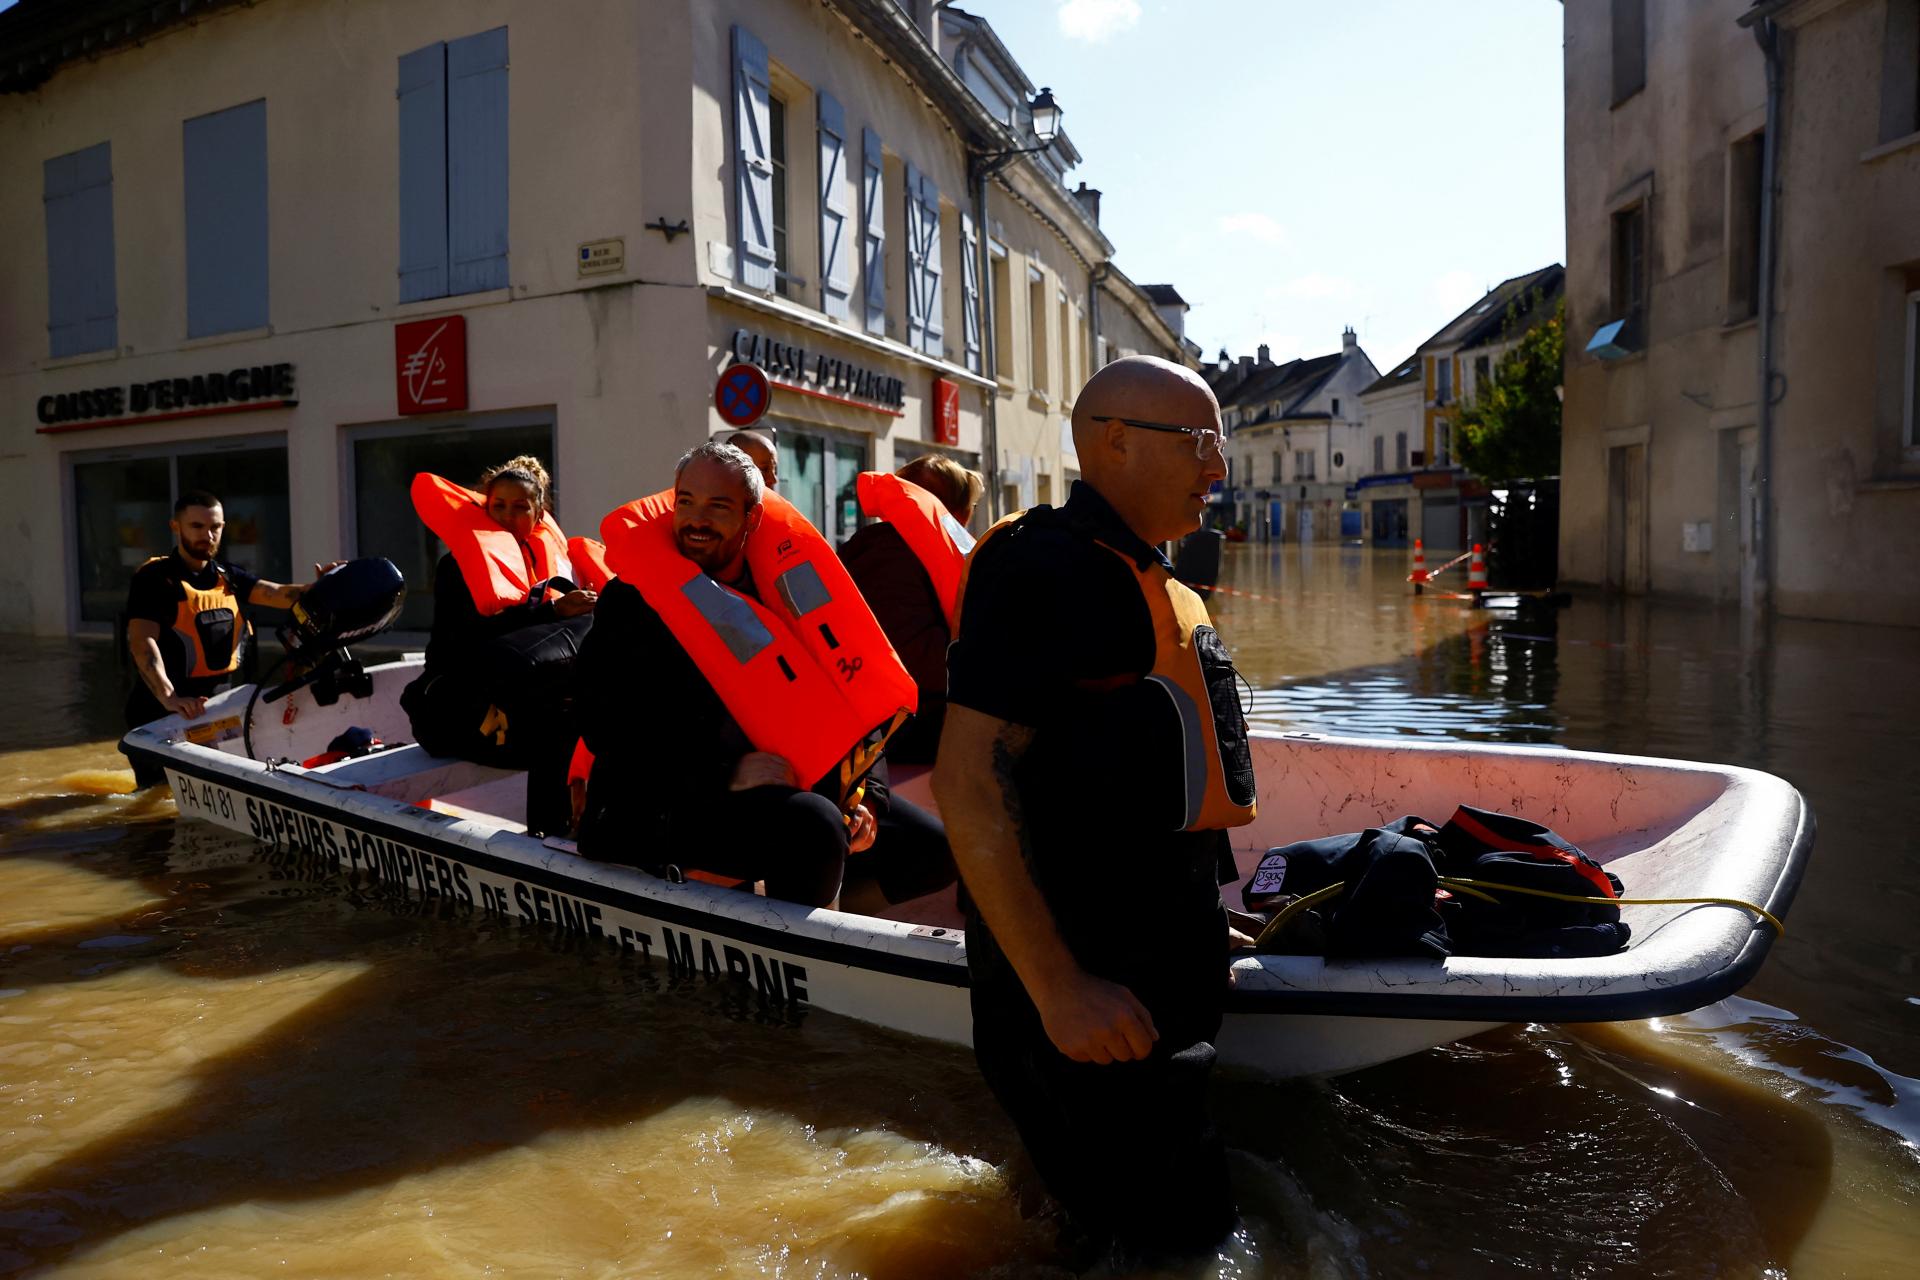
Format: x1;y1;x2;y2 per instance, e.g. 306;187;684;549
1067;355;1227;545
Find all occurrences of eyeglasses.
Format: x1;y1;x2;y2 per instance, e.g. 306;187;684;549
1089;415;1225;459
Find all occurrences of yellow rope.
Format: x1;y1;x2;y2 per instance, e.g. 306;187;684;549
1250;876;1783;953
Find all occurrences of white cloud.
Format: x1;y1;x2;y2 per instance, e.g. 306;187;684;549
1057;0;1142;42
1272;272;1355;301
1218;212;1288;246
1430;269;1484;315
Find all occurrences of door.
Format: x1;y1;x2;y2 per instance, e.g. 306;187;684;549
1607;442;1649;594
1421;496;1460;551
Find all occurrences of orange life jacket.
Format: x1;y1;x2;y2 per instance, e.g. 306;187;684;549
141;556;251;682
410;472;574;616
567;536;615;592
600;488;917;804
960;509;1257;833
855;472;975;630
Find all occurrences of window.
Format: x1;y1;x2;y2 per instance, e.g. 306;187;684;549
960;212;981;371
349;414;552;632
1474;354;1491;393
1373;434;1385;473
1028;266;1050;394
990;241;1012;379
398;28;509;303
1875;0;1920;143
777;427;868;545
1330;397;1341;417
903;162;943;357
184;100;268;337
1727;131;1764;322
1435;419;1452;467
1905;291;1920;450
1395;431;1408;470
1613;203;1648;320
1060;290;1073;395
1271;450;1283;485
43;141;117;358
1435;358;1453;405
769;94;792;297
1612;0;1647;106
1296;450;1316;481
70;435;291;626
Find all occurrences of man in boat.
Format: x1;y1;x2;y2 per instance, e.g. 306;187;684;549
575;441;954;911
121;488;340;784
932;356;1257;1265
838;453;983;764
719;429;778;490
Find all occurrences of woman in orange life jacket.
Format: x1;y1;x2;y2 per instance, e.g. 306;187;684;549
574;441;955;912
399;455;596;836
838;454;983;765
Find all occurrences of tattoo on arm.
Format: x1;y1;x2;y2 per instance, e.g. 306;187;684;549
989;723;1039;868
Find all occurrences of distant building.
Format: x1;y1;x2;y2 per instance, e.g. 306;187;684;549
1206;329;1378;541
1561;0;1920;625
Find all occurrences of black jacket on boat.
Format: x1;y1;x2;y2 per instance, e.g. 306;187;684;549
1249;806;1630;960
839;521;949;765
573;576;890;863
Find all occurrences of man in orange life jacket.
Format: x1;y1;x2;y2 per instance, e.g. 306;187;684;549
122;488;339;783
933;357;1256;1265
575;441;954;910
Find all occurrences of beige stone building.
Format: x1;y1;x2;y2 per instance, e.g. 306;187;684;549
2;0;1189;639
1562;0;1920;625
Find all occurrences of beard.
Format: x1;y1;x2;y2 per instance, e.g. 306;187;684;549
181;537;218;561
674;526;734;572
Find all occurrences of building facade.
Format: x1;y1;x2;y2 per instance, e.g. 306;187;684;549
4;0;1187;639
1561;0;1920;625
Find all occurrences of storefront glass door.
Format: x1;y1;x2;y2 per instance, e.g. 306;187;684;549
775;425;868;546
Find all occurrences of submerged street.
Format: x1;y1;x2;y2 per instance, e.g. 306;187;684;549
0;544;1913;1277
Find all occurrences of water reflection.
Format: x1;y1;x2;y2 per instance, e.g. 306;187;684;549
0;543;1916;1276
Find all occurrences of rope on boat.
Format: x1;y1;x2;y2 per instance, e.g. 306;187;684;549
1250;877;1783;953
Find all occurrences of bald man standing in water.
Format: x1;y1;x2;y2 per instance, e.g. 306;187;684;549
933;356;1258;1264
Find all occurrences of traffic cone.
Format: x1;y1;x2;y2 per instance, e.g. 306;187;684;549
1467;543;1489;599
1409;538;1427;594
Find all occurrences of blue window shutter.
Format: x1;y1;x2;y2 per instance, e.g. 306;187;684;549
816;90;851;320
448;26;508;295
902;160;925;351
861;128;886;335
919;171;943;357
732;25;775;291
960;210;980;373
397;42;448;302
185;100;269;337
45;143;117;357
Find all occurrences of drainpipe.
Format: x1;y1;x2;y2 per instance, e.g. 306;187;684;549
1751;12;1784;611
974;167;1002;517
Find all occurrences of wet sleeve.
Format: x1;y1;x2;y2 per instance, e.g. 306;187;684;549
944;540;1071;728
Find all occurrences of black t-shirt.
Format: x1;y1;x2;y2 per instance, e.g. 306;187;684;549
946;480;1231;1017
125;549;260;682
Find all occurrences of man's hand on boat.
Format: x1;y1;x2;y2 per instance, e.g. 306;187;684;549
728;751;797;791
162;692;210;720
553;588;598;619
1035;970;1160;1064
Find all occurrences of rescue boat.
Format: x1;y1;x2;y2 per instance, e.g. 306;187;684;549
124;657;1811;1079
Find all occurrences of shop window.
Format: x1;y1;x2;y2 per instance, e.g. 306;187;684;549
44;141;117;358
70;436;291;627
184;100;268;337
776;426;868;546
399;28;509;302
348;415;554;631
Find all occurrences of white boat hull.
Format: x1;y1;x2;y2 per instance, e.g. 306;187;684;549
124;659;1812;1079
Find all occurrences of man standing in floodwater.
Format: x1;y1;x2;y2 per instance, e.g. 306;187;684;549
933;356;1259;1265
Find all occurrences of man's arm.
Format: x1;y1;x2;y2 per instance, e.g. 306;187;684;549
932;702;1158;1064
248;561;345;610
127;618;206;720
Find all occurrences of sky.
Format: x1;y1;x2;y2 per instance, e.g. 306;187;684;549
966;0;1566;374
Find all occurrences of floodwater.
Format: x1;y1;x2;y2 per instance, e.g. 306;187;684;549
0;543;1914;1278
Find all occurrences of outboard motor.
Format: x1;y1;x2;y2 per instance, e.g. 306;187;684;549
254;559;406;725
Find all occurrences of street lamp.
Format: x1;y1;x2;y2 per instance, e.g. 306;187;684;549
971;87;1065;179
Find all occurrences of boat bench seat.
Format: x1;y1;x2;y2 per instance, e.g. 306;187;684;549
298;743;519;806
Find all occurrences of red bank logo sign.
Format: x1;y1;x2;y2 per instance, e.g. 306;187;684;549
933;376;960;445
396;316;468;414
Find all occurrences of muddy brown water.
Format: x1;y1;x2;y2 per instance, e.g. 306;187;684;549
0;543;1914;1277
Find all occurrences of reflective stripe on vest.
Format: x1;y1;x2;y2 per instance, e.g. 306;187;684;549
600;488;917;801
855;472;972;630
410;472;574;616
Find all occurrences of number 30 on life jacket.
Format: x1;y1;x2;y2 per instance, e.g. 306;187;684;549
854;472;975;630
409;473;575;616
599;489;917;805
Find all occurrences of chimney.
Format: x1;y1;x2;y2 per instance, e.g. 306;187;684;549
1257;344;1272;366
1239;355;1254;372
1073;182;1102;224
1342;325;1357;354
